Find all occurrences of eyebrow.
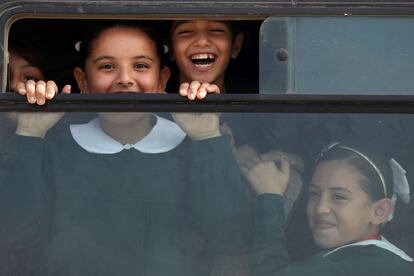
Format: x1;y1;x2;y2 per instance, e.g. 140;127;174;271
92;55;154;64
309;184;352;194
330;187;352;194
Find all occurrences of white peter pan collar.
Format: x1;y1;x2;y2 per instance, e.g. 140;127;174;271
70;115;186;154
323;236;413;262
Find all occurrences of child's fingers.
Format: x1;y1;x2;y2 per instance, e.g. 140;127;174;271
35;81;47;105
188;81;201;100
260;150;304;172
62;84;72;94
205;84;220;94
45;81;58;99
25;80;37;104
16;82;27;95
280;158;291;178
244;156;262;170
179;82;190;97
196;83;209;99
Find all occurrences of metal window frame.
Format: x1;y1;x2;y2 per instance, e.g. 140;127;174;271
2;93;414;114
2;0;414;113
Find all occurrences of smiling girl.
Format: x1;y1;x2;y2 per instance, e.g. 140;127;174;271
0;21;250;276
245;142;413;276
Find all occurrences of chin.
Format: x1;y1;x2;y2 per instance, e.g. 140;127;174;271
312;232;342;249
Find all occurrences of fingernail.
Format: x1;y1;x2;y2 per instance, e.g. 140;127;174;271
47;92;54;98
28;96;36;103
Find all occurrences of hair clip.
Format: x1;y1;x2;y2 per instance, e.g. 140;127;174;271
75;41;82;52
163;44;169;54
389;159;410;204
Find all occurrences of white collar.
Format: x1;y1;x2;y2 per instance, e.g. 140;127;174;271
323;236;413;262
70;115;186;154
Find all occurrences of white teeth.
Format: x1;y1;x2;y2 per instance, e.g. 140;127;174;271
191;53;215;60
194;63;212;68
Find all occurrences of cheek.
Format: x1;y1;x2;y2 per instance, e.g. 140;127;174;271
141;73;161;92
172;39;186;57
86;74;112;93
217;38;234;55
306;201;315;221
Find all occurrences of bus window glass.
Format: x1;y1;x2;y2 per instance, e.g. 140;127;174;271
260;17;414;95
1;110;413;275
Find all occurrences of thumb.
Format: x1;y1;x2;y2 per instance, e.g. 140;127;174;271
62;85;71;94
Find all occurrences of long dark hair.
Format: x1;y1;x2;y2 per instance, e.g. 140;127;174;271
76;21;168;70
8;20;77;91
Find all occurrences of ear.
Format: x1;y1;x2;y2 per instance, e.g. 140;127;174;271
158;66;171;92
371;198;393;225
231;33;244;59
73;67;88;94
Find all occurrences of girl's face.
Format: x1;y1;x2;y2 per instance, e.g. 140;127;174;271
171;20;243;90
307;160;379;249
9;51;44;92
75;26;170;94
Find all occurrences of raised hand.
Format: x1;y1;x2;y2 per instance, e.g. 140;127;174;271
16;80;71;106
242;156;290;196
14;80;71;138
179;81;220;100
172;112;221;140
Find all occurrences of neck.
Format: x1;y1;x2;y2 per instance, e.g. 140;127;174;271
99;113;154;145
361;233;381;241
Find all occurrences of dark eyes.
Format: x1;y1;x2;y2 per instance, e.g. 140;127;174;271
210;29;226;33
98;64;114;70
134;63;149;69
98;64;149;71
176;28;227;36
332;194;347;201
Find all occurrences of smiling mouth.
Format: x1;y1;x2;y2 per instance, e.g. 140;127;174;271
314;219;335;230
190;53;216;68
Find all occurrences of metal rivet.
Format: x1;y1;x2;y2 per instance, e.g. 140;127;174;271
276;48;288;61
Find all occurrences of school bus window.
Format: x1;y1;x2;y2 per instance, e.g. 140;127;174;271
6;18;261;95
1;108;414;275
1;13;414;276
260;17;414;95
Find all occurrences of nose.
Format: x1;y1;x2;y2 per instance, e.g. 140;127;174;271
116;67;134;89
193;31;211;47
316;196;331;215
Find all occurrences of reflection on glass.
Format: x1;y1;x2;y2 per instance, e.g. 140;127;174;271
0;112;413;275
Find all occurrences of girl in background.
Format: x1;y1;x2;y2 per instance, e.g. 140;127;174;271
245;142;413;276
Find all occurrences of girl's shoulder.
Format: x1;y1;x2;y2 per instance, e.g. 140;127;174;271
321;243;414;276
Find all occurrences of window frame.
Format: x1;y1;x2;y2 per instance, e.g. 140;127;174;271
2;0;414;109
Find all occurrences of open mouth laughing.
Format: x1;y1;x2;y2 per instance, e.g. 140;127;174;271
190;53;216;69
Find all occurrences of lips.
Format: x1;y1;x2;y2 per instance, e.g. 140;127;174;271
313;218;336;230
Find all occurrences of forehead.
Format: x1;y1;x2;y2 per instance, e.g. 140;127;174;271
9;52;36;68
171;20;231;31
311;160;365;192
90;26;157;57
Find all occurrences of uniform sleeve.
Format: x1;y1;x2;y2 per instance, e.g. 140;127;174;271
0;135;50;275
250;194;289;276
185;135;253;254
